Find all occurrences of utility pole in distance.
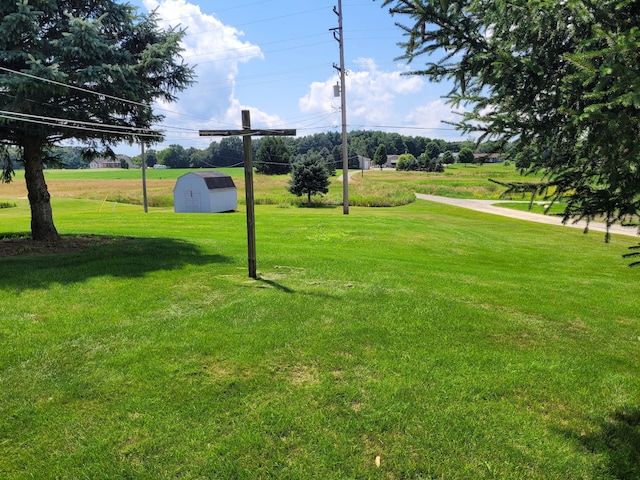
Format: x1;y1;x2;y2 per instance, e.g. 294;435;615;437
140;141;148;213
200;110;296;279
332;0;349;215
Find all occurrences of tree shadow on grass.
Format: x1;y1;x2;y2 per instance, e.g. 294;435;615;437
0;234;233;291
560;406;640;479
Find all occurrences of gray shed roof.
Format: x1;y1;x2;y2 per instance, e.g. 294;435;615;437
192;171;236;190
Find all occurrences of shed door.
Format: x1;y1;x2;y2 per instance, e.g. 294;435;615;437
184;191;201;212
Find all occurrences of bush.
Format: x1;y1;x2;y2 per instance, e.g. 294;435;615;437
458;147;475;164
427;160;445;172
418;153;444;172
396;154;418;171
441;151;455;164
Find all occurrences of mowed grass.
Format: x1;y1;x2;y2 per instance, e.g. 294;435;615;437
0;170;639;478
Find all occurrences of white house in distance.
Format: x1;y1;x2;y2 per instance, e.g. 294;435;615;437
89;155;133;168
173;171;237;213
356;155;371;170
385;154;400;169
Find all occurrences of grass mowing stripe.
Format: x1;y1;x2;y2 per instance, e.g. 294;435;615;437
1;199;639;478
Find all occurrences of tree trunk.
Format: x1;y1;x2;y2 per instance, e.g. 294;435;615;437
307;191;312;205
23;138;60;241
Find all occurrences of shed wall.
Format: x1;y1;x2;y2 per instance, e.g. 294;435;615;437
174;173;237;213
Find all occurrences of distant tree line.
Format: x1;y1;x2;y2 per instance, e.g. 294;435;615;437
129;131;501;172
1;146;129;171
21;132;503;173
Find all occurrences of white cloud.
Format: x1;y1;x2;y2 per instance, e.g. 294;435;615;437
296;59;474;141
223;98;285;129
143;0;262;67
405;100;465;132
141;0;265;147
298;80;341;116
299;58;424;125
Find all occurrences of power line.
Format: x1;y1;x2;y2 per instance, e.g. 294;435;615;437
0;112;163;139
181;32;330;60
0;66;242;128
1;5;455;148
0;110;209;140
357;125;459;131
0;110;159;135
0;66;149;109
186;40;334;67
192;62;331;88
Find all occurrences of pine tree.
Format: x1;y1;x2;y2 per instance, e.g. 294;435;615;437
0;0;193;240
373;144;388;170
256;136;292;175
424;141;441;160
380;0;640;239
287;152;330;205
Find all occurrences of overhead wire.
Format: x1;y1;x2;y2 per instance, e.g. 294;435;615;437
354;124;459;132
0;110;160;135
0;112;166;138
0;66;242;128
0;2;455;152
0;4;386;113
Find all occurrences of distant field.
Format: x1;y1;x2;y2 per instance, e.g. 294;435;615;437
1;163;536;208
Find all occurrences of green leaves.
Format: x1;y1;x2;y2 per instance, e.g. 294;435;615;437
287;151;331;204
256;137;293;175
0;0;194;147
0;0;194;239
373;143;388;169
379;0;640;238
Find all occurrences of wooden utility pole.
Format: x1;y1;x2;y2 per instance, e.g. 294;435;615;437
332;0;349;215
200;110;296;279
140;141;148;213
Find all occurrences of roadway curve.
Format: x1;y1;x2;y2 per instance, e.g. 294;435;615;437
414;193;639;238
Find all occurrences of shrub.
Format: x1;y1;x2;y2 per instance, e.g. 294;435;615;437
458;147;475;164
397;154;418;171
441;151;455;164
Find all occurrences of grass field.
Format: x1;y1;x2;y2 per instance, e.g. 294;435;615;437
0;167;639;479
0;163;535;208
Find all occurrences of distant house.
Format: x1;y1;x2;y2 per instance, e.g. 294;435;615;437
89;155;133;169
385;154;400;168
173;171;237;213
473;153;503;163
356;155;371;170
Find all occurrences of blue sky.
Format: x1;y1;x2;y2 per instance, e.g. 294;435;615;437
122;0;466;154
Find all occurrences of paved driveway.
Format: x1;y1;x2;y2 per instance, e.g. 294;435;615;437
415;193;639;238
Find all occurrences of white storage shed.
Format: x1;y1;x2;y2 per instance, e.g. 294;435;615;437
173;172;237;213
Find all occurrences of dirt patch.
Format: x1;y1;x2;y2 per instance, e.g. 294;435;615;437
0;234;130;258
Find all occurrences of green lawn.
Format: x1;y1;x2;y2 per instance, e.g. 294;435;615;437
0;171;639;478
